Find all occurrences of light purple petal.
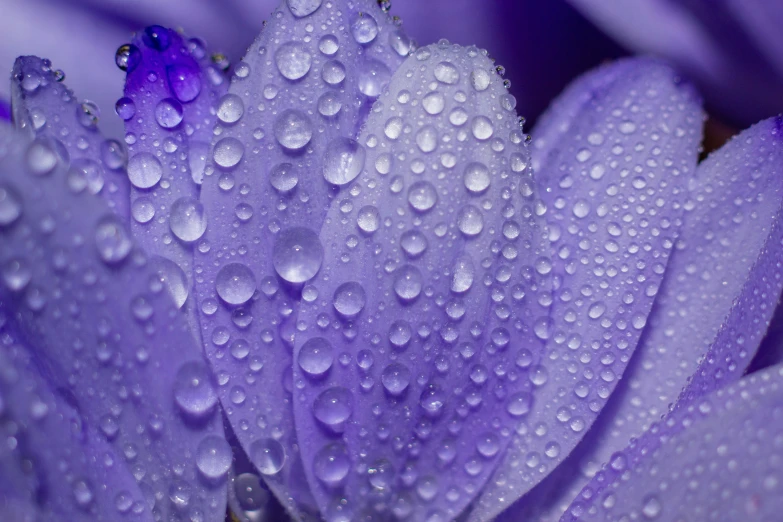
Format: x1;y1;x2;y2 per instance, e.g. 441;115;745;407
292;42;540;520
0;324;150;522
194;0;409;516
11;56;130;220
562;363;783;521
0;129;227;521
568;0;783;126
123;26;227;335
469;58;704;521
496;116;783;522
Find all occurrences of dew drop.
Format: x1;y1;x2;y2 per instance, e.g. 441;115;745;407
155;98;184;129
0;185;22;227
382;362;411;395
351;14;378;44
313;387;354;432
169;197;207;242
213;137;245;168
407;181;437;212
272;227;324;283
217;93;244;124
322;138;366;186
196;435;232;481
167;63;202;103
127;153;163;189
393;265;423;302
357;59;391;98
333;281;366;318
95;216;132;264
215;263;256;305
313;443;350;487
434;61;460;84
250;438;286;476
299;337;334;378
275;42;312;80
287;0;322;17
357;205;380;234
270;163;299;193
274;109;313;150
174;361;218;419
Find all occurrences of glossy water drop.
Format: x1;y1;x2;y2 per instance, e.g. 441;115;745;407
313;443;350;490
463;162;491;194
382;362;411;395
457;205;484;236
275;42;312;80
434;61;460;84
274;109;313;150
196;435;232;480
150;255;189;309
351;14;378;44
471;68;491;91
0;185;21;227
317;91;342;117
250;438;286;475
322;138;366;185
26;140;58;175
215;263;256;305
333;281;366;318
115;97;136;121
2;258;31;292
115;44;141;72
95;216;132;264
127;153;163;189
273;227;324;283
169;197;207;242
155;98;184;129
393;265;423;302
422;92;445;115
76;101;100;129
270;163;299;193
471;116;494;140
213;137;245;168
321;60;346;85
217;93;244;124
299;337;334;378
313;387;354;432
319;34;339;55
506;391;532;417
451;256;474;293
167;63;202;103
131;198;155;224
287;0;322;17
416;126;438;152
174;361;218;419
400;230;428;258
357;59;391;97
407;181;438;212
357;205;380;233
642;495;662;519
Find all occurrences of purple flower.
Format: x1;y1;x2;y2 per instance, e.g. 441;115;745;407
2;2;783;522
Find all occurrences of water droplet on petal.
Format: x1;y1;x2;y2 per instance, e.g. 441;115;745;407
382;362;411;395
127;153;163;189
215;263;256;305
217;93;244;124
463;162;491;194
213;137;245;168
275;42;312;80
274;109;313;150
393;265;422;302
299;337;334;378
169;197;207;242
273;227;324;283
323;138;366;185
313;387;354;432
95;216;132;264
287;0;322;17
196;435;232;481
407;181;438;212
351;14;378;44
313;443;350;487
250;438;286;475
155;98;183;128
174;361;218;419
0;185;21;227
434;61;460;84
333;281;366;318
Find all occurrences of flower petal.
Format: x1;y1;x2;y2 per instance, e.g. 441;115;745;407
0;129;227;521
568;0;783;126
562;363;783;521
194;0;409;515
11;56;130;220
495;117;783;522
0;324;151;522
469;58;704;521
122;26;228;334
292;42;540;521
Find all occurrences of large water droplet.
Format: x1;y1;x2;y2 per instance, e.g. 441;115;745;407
215;263;256;305
127;152;163;189
150;255;189;309
0;185;22;227
393;265;422;302
196;435;232;481
286;0;322;17
333;281;366;318
273;227;324;283
351;14;378;44
274;109;313;150
463;162;491;194
451;256;474;294
299;337;334;378
322;138;366;185
270;163;299;193
407;181;438;212
174;361;218;419
250;438;286;475
313;443;350;487
357;59;391;98
434;61;460;84
313;387;354;432
155;98;184;129
167;63;202;103
275;42;312;80
382;362;411;395
217;93;244;124
457;205;484;236
169;197;207;242
213;137;245;168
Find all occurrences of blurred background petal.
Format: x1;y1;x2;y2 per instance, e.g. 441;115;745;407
0;0;621;137
569;0;783;126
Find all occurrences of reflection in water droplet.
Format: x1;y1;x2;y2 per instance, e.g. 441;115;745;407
273;227;324;283
250;438;286;476
313;443;350;487
95;216;132;264
127;152;163;189
275;42;312;80
274;109;313;150
169;197;207;242
333;281;366;318
323;138;366;186
299;337;334;378
215;263;256;305
196;435;232;480
174;361;218;419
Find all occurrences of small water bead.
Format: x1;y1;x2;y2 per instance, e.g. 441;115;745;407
173;361;218;419
68;158;104;194
422;92;445;115
95;216;132;264
506;391;532;417
275;42;312;80
382;362;410;395
127;152;163;189
101;139;127;170
2;258;32;292
287;0;322;17
449;107;469;127
76;101;100;129
471;116;494;140
235;473;270;513
115;44;141;72
26;140;58;175
321;60;346;85
149;255;189;309
217;93;244;124
464;162;491;194
356;205;380;234
471;68;491;91
131;198;155;224
400;230;428;258
143;25;170;50
407;181;438;212
393;265;423;302
274;109;313;150
299;337;334;377
357;59;391;98
434;61;460;84
270;163;299;193
167;63;202;103
73;481;94;507
451;256;474;294
351;13;378;44
322;138;366;185
154;98;184;129
169;197;207;242
313;443;350;487
196;435;232;481
416;126;438;152
0;185;22;227
273;227;324;283
213;137;245;168
318;34;339;55
384;117;403;140
457;205;484;236
572;199;591;218
420;387;446;417
317;91;342;117
388;320;412;349
333;281;366;318
250;438;286;476
115;97;136;121
313;387;354;432
215;263;256;305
